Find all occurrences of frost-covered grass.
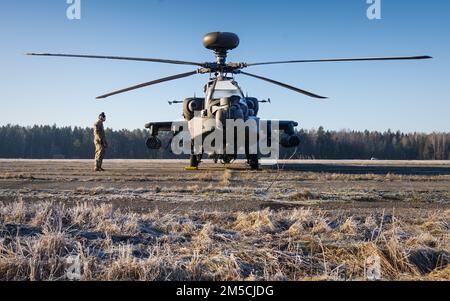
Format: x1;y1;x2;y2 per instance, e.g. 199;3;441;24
0;201;448;281
0;160;449;281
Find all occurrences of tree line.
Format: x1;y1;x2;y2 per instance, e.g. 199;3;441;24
0;124;449;160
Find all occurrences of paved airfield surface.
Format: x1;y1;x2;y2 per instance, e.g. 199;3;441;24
1;160;449;215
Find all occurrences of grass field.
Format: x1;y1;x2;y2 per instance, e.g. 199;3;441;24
0;160;449;280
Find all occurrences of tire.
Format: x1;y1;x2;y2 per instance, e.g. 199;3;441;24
222;155;233;164
248;154;260;170
189;138;203;168
190;155;199;168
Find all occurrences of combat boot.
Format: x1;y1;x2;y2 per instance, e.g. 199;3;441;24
99;159;105;172
94;160;102;172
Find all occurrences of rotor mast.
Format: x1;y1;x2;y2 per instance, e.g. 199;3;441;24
203;32;240;72
214;49;228;65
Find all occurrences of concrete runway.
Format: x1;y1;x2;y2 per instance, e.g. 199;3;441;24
3;159;449;175
1;159;449;214
0;159;450;176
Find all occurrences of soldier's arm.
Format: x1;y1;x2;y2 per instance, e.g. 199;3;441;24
101;126;108;147
94;123;103;144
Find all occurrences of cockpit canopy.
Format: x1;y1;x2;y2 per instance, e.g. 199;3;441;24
206;79;244;101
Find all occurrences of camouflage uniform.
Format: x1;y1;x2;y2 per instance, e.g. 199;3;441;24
93;119;107;171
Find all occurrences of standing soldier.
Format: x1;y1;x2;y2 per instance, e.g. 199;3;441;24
93;112;108;172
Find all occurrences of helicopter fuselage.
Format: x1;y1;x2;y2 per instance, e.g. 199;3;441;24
182;76;262;162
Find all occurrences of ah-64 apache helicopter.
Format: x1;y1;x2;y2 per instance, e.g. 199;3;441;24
27;32;431;170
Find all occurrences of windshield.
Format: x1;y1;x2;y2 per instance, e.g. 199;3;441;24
211;80;243;99
213;89;241;99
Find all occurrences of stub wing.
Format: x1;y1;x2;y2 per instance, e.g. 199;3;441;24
261;120;299;135
279;120;299;134
144;120;300;150
145;120;299;135
145;121;188;136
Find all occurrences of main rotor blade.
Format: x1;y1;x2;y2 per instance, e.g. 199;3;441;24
246;56;432;67
26;53;204;67
96;70;198;99
239;71;327;99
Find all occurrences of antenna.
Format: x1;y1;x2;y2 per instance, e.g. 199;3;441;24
168;100;183;105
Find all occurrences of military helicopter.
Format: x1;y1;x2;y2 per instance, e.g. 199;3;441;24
27;32;431;169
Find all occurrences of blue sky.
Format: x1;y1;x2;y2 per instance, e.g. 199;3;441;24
0;0;449;132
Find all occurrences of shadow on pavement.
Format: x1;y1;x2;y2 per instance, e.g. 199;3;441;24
266;164;450;176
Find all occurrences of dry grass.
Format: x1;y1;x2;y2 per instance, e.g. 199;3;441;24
288;190;314;202
220;169;233;187
1;160;449;281
0;201;448;281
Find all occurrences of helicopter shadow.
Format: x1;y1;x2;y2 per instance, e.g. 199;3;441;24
265;163;450;176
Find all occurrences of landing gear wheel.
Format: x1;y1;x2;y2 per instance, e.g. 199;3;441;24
186;139;202;170
190;154;199;168
187;154;202;170
247;154;260;170
222;155;234;165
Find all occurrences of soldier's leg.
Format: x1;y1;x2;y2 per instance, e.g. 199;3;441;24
94;144;102;171
98;147;105;171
